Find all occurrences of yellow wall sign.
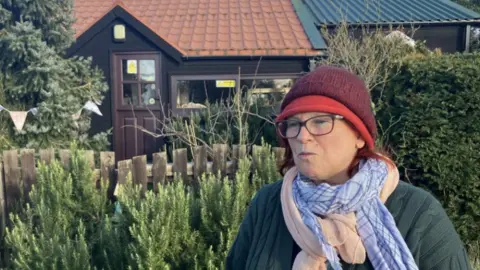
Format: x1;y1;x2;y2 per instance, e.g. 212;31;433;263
216;80;236;88
127;60;137;74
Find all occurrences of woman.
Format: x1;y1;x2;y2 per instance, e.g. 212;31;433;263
226;65;471;270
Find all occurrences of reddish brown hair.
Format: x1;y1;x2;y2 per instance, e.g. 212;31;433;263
347;147;395;176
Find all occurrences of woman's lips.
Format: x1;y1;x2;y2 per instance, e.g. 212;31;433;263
297;152;315;159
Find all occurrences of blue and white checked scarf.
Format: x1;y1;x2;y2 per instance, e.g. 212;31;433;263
293;158;418;270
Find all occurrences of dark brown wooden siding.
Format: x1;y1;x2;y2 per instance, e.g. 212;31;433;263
68;18;160;145
68;17;310;153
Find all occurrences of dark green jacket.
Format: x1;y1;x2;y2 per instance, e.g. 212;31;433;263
226;180;471;270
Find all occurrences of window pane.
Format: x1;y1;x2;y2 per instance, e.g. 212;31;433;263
141;83;158;105
140;60;155;82
176;79;235;109
122;59;138;81
240;78;296;109
241;78;295;93
123;83;139;105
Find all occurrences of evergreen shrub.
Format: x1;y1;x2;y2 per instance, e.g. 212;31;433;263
3;142;281;269
0;1;110;151
375;53;480;247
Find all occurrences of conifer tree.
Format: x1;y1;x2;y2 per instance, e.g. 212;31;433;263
0;0;109;150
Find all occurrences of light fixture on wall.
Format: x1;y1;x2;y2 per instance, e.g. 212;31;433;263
113;24;126;42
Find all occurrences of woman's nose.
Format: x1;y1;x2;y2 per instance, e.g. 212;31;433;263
296;126;313;142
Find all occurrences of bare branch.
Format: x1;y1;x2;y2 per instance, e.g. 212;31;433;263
317;22;419;93
123;56;286;158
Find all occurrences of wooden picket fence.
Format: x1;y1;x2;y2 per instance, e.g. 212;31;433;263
0;144;285;239
115;145;284;194
0;148;116;238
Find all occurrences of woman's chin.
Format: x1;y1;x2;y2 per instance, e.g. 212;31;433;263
297;166;319;179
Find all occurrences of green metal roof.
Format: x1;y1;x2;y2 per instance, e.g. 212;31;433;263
293;0;480;50
300;0;480;26
292;0;328;49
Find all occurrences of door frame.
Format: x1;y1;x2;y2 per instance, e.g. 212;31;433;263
111;51;163;162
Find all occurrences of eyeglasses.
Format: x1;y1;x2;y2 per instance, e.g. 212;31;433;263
275;115;344;139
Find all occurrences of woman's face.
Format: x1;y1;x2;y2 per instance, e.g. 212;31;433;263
286;112;365;185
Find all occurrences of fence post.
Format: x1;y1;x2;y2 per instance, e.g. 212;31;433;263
2;150;21;220
20;149;36;202
213;144;227;178
238;145;247;160
58;149;71;169
193;146;207;182
231;144;247;173
152;152;167;192
100;152;115;197
84;150;95;170
173;149;188;185
116;159;132;196
132;155;147;195
39;149;55;165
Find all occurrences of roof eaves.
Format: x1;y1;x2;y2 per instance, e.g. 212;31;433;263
317;18;480;27
291;0;327;50
181;49;325;59
181;54;324;60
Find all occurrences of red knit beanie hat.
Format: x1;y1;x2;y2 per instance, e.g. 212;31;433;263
276;65;376;149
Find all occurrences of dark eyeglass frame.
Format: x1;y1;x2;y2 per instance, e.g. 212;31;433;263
275;114;344;139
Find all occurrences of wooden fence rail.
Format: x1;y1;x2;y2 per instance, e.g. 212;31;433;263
0;144;285;238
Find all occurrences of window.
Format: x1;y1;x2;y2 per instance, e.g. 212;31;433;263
120;59;159;106
239;77;296;110
171;74;299;113
176;79;235;108
172;75;237;111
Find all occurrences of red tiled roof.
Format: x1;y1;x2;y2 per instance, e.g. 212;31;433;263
73;0;319;57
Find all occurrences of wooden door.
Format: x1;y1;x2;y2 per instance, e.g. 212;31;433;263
112;53;163;162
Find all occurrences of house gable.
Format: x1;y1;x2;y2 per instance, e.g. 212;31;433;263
67;5;184;62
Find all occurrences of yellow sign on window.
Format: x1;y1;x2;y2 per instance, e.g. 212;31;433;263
216;80;236;88
127;60;137;74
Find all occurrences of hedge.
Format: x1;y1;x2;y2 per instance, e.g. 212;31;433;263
375;53;480;247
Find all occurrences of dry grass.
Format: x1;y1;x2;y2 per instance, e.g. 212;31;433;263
470;242;480;270
472;255;479;270
472;257;479;270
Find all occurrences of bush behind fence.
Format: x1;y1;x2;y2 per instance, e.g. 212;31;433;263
0;143;283;269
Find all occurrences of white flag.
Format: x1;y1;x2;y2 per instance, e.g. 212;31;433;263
29;107;39;116
0;105;5;112
83;101;102;116
9;111;29;131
